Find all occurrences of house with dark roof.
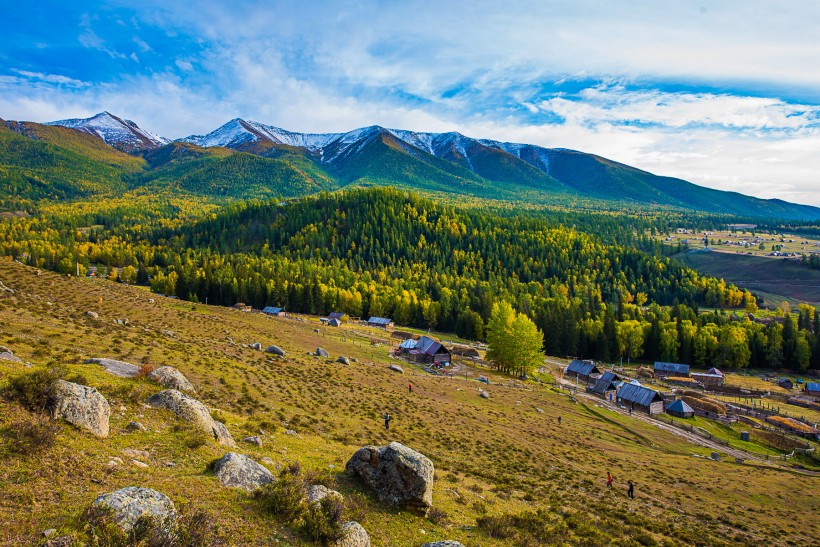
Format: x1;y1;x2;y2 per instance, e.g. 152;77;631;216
328;318;342;327
368;316;394;329
262;306;285;316
654;361;690;377
616;383;665;414
328;312;346;321
804;382;820;399
778;378;794;390
591;371;621;400
408;335;450;366
565;360;600;383
666;399;695;418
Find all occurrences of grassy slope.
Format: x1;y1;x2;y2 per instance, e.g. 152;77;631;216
1;259;817;545
675;251;820;307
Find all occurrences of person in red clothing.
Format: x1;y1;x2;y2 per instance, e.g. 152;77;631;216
606;471;613;488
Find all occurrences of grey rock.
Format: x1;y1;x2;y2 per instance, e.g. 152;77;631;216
51;380;110;437
479;390;490;399
0;351;21;362
44;537;73;547
346;442;434;511
710;452;721;461
285;429;298;436
42;529;57;538
421;542;465;547
316;347;330;358
127;421;147;432
148;366;195;393
86;311;99;319
146;389;235;447
250;342;262;350
84;358;140;378
93;486;176;532
242;435;263;447
307;484;343;505
0;345;11;354
334;521;370;547
265;345;286;356
388;364;404;374
131;459;149;469
213;452;274;492
0;280;14;294
337;356;351;365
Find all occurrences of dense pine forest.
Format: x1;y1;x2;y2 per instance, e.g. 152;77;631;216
1;186;818;371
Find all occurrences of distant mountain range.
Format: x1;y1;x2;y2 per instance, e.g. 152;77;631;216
4;111;819;219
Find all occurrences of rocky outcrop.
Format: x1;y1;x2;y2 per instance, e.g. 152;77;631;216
51;380;110;437
334;521;370;547
92;486;176;532
212;452;274;492
346;442;434;512
148;366;195;393
337;356;351;365
316;347;330;358
265;345;286;356
84;358;140;378
146;389;235;447
388;364;404;374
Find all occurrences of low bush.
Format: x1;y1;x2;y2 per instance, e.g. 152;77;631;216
2;365;65;412
300;495;344;543
254;463;307;522
1;416;60;457
81;502;219;546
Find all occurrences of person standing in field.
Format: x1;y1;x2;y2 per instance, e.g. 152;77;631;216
408;382;412;393
627;481;634;499
607;471;613;488
383;412;391;430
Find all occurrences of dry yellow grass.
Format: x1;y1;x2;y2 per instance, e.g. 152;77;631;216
1;259;818;546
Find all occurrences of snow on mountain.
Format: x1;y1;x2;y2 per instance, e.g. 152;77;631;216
180;118;344;151
47;112;169;152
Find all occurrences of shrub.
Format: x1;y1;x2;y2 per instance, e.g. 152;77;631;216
300;495;344;543
254;463;307;523
1;416;60;457
427;506;449;525
135;364;155;380
2;365;65;411
81;502;219;546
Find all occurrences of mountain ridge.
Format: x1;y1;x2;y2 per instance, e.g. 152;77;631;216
3;111;819;219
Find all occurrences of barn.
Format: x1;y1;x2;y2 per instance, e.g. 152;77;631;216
565;359;600;383
262;306;285;317
778;378;794;390
804;382;820;399
368;316;394;329
691;372;725;387
666;399;695;418
654;361;690;378
408;335;451;366
328;312;346;321
617;383;665;415
591;371;621;400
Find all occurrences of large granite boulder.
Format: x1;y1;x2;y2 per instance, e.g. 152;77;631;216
146;389;235;447
51;380;110;437
265;345;286;356
93;487;176;532
212;452;274;492
316;347;330;358
84;358;140;378
334;521;370;547
148;366;195;393
346;442;434;511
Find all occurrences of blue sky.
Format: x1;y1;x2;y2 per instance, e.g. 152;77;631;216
2;0;819;206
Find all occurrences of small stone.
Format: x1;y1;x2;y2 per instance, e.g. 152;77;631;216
265;345;286;356
212;452;275;492
388;364;404;374
479;390;490;399
535;407;545;414
127;421;147;432
337;356;351;365
43;529;57;538
316;347;330;358
250;342;262;350
261;457;275;465
123;449;150;460
131;460;149;468
242;436;263;447
111;456;124;464
86;311;99;319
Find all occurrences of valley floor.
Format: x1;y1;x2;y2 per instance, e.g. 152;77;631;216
1;258;818;546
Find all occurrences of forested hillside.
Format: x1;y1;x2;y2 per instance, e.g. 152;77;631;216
2;187;816;371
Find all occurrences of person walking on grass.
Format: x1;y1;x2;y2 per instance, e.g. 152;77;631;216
627;480;634;499
408;382;412;394
606;471;613;488
383;412;392;430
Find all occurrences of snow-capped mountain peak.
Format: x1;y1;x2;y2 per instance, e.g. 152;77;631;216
47;111;169;152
